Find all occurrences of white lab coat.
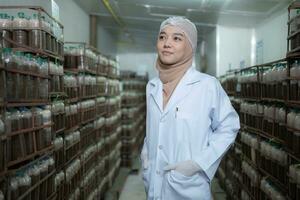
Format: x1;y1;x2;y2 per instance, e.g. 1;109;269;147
141;66;240;200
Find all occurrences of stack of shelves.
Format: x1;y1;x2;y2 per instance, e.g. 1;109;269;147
0;6;64;200
62;42;110;200
0;5;124;200
104;59;122;188
120;71;147;168
217;3;300;200
220;60;292;200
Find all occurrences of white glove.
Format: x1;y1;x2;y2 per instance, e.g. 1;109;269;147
163;160;201;177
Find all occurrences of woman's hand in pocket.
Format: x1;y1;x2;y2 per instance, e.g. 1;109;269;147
163;160;201;177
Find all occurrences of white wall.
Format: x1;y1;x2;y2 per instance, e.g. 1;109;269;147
97;25;118;57
216;26;252;76
118;44;157;79
203;28;217;76
57;0;90;43
254;9;288;64
215;8;288;76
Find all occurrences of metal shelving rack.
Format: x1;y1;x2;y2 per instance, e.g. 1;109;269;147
0;5;65;200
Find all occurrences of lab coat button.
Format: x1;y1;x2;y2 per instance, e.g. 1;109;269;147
158;145;163;150
156;170;160;175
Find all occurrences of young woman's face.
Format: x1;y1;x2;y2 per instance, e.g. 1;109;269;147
156;25;191;65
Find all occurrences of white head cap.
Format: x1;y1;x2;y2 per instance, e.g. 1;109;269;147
159;16;198;53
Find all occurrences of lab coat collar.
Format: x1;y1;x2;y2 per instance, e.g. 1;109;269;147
149;66;204;114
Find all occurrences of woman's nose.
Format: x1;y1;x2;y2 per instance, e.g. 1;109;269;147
163;38;172;48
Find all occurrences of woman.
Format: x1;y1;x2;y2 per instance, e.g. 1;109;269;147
141;16;240;200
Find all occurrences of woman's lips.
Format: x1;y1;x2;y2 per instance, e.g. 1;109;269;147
162;51;173;56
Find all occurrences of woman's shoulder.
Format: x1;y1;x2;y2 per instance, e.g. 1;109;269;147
191;69;219;87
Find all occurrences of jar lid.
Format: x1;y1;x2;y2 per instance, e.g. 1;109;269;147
17;12;25;19
3;48;12;53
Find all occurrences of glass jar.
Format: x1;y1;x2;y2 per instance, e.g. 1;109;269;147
20;108;33;130
39;79;48;99
0;13;11;28
27;165;40;185
52;37;57;54
28;14;42;49
39;162;48;178
12;13;29;47
10;177;19;199
31;107;43;127
11;109;21;132
18;174;31;194
287;111;296;129
29;29;41;49
0;115;4;135
0;15;12;48
43;127;52;147
291;60;300;78
3;48;15;69
41;58;48;76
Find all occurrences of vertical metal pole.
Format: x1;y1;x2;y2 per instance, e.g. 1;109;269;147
90;15;97;48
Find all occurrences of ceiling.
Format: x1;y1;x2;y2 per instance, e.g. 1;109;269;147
74;0;293;49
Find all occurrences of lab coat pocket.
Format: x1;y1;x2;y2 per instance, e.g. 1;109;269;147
162;170;211;200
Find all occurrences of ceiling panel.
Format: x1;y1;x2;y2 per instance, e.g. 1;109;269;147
225;0;287;13
74;0;292;46
117;4;150;17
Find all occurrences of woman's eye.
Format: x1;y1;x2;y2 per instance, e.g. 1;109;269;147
174;36;182;41
159;35;165;40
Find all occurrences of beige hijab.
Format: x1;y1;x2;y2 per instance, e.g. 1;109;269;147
156;17;197;109
156;45;193;108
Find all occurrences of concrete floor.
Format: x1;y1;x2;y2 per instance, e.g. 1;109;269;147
119;170;226;200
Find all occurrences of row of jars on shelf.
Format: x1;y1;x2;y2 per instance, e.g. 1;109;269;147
121;92;146;105
224;149;288;200
226;61;297;82
235;178;286;200
0;12;63;53
1;48;115;81
53;117;105;160
64;74;119;90
5;156;55;200
0;12;62;37
64;47;119;75
64;98;120;117
6;72;49;101
240;101;300;131
0;100;103;134
1;29;63;56
2;106;51;134
221;59;300;84
53;118;104;165
290;10;300;51
0;107;53;164
56;142;106;200
241;131;287;165
64;75;107;87
122;106;144;119
242;160;259;185
260;178;286;200
3;48;48;75
121;80;147;91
